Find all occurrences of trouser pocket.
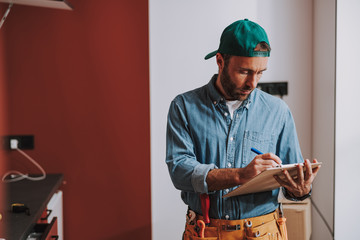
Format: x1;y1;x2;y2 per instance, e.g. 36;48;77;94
183;223;219;240
245;219;282;240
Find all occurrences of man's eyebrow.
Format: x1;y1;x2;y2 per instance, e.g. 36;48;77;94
238;67;267;72
259;68;267;72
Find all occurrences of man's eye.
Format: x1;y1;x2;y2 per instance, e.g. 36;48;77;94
240;71;249;75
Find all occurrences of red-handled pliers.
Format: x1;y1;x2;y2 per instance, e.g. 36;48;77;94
200;193;210;224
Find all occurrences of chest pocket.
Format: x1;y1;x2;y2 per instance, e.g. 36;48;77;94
241;130;276;168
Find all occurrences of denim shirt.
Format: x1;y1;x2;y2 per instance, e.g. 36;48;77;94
166;75;303;220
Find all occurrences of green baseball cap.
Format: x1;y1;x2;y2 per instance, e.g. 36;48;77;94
204;19;270;60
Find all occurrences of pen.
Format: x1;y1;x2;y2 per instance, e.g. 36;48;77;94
251;147;263;155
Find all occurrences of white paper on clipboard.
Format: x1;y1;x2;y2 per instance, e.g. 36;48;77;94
223;162;322;198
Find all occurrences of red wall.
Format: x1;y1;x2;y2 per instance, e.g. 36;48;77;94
2;1;150;239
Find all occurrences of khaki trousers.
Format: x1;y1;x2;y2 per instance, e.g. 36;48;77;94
183;211;285;240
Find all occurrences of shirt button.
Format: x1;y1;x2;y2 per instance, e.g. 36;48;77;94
224;112;228;116
224;189;229;193
227;162;231;167
213;101;217;105
225;215;230;220
230;137;234;141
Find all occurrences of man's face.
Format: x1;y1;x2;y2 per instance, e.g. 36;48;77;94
216;54;268;101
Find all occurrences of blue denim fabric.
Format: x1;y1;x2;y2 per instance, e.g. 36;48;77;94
166;75;303;220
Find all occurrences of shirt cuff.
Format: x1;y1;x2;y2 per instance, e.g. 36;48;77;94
191;163;218;194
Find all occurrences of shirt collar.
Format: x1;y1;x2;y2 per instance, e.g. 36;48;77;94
207;74;254;109
207;74;224;105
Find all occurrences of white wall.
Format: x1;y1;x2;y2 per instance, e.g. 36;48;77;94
150;2;258;239
150;1;313;239
256;0;313;159
335;0;360;239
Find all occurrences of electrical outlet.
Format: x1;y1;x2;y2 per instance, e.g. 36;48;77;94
257;82;288;97
3;135;34;150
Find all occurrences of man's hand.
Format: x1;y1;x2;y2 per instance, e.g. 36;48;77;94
274;159;320;198
206;153;282;191
240;153;282;183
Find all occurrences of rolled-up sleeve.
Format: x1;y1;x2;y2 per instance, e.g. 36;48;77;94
192;164;217;193
166;99;216;194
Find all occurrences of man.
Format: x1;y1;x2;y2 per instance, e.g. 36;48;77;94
166;19;320;239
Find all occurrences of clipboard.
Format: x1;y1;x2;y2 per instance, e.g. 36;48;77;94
223;162;322;198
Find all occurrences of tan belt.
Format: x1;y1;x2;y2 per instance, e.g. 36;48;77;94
183;211;285;240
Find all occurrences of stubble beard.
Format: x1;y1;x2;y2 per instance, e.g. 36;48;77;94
219;67;251;101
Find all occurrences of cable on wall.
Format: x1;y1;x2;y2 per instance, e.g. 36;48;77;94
2;140;46;183
0;3;13;29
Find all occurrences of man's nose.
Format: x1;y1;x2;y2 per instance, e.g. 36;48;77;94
246;74;258;89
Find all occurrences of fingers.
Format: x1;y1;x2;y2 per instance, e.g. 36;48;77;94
312;158;321;172
252;154;281;170
247;153;282;177
281;169;297;188
274;169;303;197
273;174;289;188
304;158;322;181
311;158;321;176
312;166;321;175
275;158;320;197
250;159;277;173
260;159;280;167
303;159;312;181
260;153;282;165
297;163;305;183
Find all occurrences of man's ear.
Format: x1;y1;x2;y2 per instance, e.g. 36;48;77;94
216;53;224;73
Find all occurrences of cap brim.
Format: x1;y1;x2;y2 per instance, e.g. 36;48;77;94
204;50;217;60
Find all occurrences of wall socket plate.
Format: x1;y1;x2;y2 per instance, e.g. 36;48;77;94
3;135;34;150
257;82;288;97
